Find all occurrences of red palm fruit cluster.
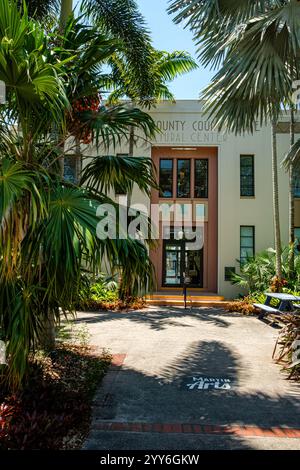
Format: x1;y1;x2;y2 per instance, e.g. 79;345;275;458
68;94;102;144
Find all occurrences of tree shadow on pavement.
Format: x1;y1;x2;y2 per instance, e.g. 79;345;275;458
76;307;237;331
86;339;300;450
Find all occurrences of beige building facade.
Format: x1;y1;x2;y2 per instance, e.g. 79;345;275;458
90;100;300;299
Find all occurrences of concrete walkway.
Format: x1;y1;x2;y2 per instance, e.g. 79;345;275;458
77;307;300;450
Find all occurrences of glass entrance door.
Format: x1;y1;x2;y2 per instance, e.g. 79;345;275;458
163;243;182;286
184;246;203;287
163;241;203;287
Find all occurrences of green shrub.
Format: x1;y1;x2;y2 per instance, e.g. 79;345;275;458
230;246;300;295
77;274;118;309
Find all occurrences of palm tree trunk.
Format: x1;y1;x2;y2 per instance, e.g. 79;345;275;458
129;126;134;157
119;124;135;301
75;137;82;182
271;119;282;282
57;1;74;178
288;105;295;278
127;125;134;204
41;314;56;351
60;0;73;29
43;0;74;349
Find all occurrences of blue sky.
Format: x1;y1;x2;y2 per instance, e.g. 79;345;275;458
136;0;214;99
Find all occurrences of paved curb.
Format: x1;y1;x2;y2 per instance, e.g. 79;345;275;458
91;421;300;439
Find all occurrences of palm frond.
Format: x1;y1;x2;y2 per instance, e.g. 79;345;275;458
17;0;60;20
42;185;100;291
282;138;300;170
168;0;284;68
79;104;157;149
81;0;156;100
106;49;197;106
81;154;158;196
201;2;300;132
157;51;198;81
118;239;155;298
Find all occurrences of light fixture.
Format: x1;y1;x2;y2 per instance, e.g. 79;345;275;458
171;147;197;151
177;230;184;240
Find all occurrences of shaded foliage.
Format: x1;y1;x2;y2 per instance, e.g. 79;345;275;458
0;344;111;450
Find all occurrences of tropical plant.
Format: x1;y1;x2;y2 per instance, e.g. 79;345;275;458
230;246;300;294
81;154;158;195
17;0;59;20
273;313;300;380
106;48;198;108
106;47;198;156
25;0;158;103
77;274;118;309
169;0;300;282
48;16;159;300
0;0;158;390
80;0;157;103
225;298;259;315
44;16;157;171
285;106;296;278
49;12;197;299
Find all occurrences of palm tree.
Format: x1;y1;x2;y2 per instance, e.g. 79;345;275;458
22;0;158;101
81;0;157;102
45;13;160;301
60;0;72;28
16;0;159;170
169;0;300;283
17;0;59;19
106;48;198;152
288;105;296;277
0;1;158;389
0;0;72;387
107;49;198;107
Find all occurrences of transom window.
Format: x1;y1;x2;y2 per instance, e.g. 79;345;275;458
159;158;209;199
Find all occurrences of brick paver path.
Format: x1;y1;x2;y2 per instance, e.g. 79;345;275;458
76;307;300;450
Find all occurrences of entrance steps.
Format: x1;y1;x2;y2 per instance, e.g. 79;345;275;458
145;292;228;308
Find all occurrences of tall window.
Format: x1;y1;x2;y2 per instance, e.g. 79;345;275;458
295;227;300;254
240;155;255;197
240;226;255;263
177;159;191;198
195;159;208;198
293;167;300;198
159;159;173;198
64;156;77;184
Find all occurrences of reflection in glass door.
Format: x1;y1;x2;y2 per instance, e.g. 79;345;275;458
163;241;203;287
184;247;203;287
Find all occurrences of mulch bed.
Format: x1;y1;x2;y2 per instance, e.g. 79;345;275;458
0;344;111;450
78;297;147;312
